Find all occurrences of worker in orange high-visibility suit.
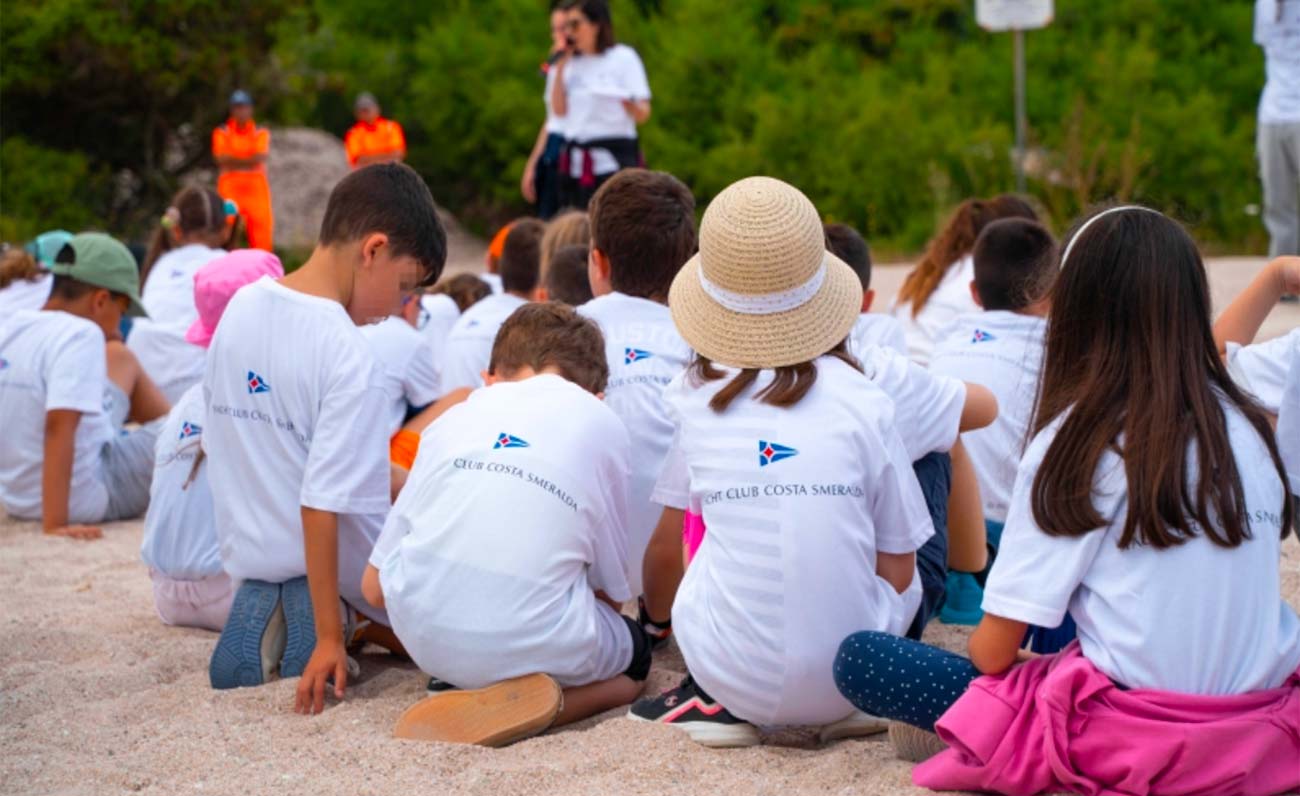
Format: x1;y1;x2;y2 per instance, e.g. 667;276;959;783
344;93;407;169
212;90;274;251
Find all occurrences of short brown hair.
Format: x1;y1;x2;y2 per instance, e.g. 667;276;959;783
540;210;590;280
318;163;447;287
545;245;594;306
589;169;696;301
489;302;609;394
499;218;546;295
431;273;492;313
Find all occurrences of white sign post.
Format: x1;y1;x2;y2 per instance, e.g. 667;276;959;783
977;0;1054;193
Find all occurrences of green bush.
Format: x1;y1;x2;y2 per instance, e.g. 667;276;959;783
0;137;108;242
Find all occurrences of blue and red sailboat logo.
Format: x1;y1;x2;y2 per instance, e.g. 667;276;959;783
246;371;270;394
494;433;530;450
759;440;798;467
624;347;654;364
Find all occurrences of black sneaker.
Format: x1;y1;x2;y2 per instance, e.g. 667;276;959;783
1281;293;1299;304
426;676;458;694
627;675;759;747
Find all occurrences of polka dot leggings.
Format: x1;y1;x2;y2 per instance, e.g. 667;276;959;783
833;631;980;732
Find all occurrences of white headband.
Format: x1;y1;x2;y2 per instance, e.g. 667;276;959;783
698;256;827;315
1060;205;1161;269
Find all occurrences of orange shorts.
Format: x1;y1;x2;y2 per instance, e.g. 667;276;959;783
390;429;421;470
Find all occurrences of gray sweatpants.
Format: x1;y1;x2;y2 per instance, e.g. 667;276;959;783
100;382;163;522
1260;121;1300;257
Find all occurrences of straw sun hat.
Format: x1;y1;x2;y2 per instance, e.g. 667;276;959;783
669;176;861;369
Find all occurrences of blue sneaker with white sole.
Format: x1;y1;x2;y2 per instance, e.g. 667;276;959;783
209;580;286;689
279;576;318;678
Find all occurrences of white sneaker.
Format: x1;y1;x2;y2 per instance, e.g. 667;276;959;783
818;710;890;743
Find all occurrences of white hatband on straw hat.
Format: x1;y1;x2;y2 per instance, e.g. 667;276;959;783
668;176;861;369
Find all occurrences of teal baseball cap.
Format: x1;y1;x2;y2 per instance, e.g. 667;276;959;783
47;232;147;317
24;230;73;268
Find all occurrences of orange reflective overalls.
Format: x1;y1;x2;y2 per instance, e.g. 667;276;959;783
344;118;407;169
212;119;274;251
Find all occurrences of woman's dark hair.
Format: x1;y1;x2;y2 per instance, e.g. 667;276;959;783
432;273;492;313
1030;206;1292;550
898;194;1038;316
143;186;236;283
569;0;616;53
689;340;862;414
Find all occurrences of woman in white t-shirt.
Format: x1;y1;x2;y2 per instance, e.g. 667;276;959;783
520;5;571;220
628;177;934;748
890;195;1037;365
550;0;651;210
835;207;1300;791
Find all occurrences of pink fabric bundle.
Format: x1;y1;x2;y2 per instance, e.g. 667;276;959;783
915;643;1300;796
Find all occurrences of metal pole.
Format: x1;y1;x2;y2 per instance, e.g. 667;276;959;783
1013;27;1027;194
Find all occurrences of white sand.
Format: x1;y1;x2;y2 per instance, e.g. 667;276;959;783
1;255;1296;796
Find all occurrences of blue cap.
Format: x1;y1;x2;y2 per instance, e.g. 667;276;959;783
229;90;253;106
24;230;74;269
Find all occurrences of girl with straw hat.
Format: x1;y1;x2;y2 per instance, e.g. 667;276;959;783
628;177;935;746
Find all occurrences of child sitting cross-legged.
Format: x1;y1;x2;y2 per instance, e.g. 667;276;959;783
361;302;651;747
629;177;935;748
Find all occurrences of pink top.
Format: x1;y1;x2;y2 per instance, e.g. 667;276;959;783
915;643;1300;795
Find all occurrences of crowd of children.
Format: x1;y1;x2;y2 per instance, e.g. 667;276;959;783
0;154;1297;794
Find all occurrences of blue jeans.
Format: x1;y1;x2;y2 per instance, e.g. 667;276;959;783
907;452;952;640
834;630;979;731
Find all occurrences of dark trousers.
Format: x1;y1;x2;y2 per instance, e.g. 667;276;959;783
834;631;978;732
535;132;565;220
907;452;952;640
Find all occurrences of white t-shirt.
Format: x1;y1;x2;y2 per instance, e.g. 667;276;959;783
1257;0;1300;123
371;374;633;689
891;255;978;366
127;319;206;405
360;317;441;437
141;244;225;327
984;403;1300;695
481;273;504;295
0;273;53;317
419;292;461;359
652;357;934;726
562;44;650;176
579;292;692;594
203;278;390;600
930;310;1047;523
1228;328;1299;413
1277;334;1299;493
849;313;908;357
0;310;114;522
859;344;966;462
438;292;527;391
544;62;566;136
140;384;223;580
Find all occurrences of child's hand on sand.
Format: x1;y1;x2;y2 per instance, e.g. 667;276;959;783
45;525;103;541
295;639;349;715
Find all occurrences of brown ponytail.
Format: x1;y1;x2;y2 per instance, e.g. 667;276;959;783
689;340;863;414
897;194;1039;316
142;186;231;283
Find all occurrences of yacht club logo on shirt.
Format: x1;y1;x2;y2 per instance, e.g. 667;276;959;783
624;347;654;364
970;329;997;344
494;432;530;449
246;371;271;394
759;440;798;467
178;421;202;439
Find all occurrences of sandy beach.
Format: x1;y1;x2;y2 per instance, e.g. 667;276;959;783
1;254;1296;796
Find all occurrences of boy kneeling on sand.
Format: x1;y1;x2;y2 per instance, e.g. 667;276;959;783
362;302;652;746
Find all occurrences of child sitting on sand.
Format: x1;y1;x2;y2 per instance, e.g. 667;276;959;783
579;169;697;611
141;250;284;631
891;196;1038;365
362;302;651;747
203;164;445;714
0;233;169;540
629;177;934;748
823;222;907;356
439;219;545;391
929;218;1056;626
834;207;1300;795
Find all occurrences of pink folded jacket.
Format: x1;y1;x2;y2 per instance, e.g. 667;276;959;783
683;509;706;563
915;643;1300;796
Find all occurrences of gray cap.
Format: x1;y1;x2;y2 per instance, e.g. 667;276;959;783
354;92;379;110
229;89;253;106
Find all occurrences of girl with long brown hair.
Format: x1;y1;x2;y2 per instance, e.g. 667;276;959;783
833;206;1300;793
891;195;1037;364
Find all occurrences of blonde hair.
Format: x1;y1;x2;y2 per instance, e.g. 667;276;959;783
540;210;590;282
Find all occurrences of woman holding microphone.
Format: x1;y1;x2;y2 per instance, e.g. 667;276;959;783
549;0;651;210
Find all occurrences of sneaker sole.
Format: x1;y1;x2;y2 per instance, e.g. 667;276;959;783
209;580;285;689
279;576;316;678
394;673;562;747
627;712;761;748
889;722;947;762
819;711;890;743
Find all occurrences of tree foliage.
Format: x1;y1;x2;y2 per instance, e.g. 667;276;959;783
1;0;1268;252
